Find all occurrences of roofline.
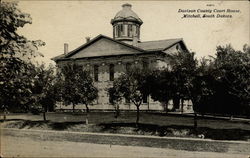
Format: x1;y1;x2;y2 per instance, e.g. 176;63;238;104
162;39;189;53
140;38;182;43
54;51;162;62
52;36;190;62
63;34;146;59
111;18;143;25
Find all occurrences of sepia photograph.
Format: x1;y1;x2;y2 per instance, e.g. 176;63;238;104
0;0;250;157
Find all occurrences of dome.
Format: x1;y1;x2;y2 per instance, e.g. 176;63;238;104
111;3;143;25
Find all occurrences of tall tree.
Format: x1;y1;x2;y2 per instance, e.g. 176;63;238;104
169;51;198;112
0;1;45;58
148;69;173;113
0;2;45;119
212;44;250;116
58;64;98;124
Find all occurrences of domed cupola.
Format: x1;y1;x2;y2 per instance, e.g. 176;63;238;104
111;3;143;44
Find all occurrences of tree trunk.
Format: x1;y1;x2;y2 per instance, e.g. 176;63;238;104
72;103;75;113
181;99;184;114
136;105;140;126
3;107;7;121
115;104;120;119
85;104;89;125
43;105;46;121
230;115;233;120
165;101;169;114
3;112;6;121
173;97;180;111
85;104;89;113
43;111;46;121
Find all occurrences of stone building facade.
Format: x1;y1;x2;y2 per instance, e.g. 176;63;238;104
52;4;192;111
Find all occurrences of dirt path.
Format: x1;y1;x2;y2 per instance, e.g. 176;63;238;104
1;128;249;157
1;135;248;158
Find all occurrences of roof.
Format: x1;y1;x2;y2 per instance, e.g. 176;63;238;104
111;4;143;25
51;35;187;61
137;38;183;51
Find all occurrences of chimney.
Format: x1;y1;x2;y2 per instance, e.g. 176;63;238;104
86;37;91;43
64;43;68;54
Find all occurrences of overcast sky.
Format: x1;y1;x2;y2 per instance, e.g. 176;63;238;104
17;1;249;65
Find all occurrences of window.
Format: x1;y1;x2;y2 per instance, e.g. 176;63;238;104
133;25;137;36
120;25;124;36
117;24;124;37
109;64;114;81
126;63;131;72
117;25;121;37
94;65;99;81
128;24;132;37
114;25;118;37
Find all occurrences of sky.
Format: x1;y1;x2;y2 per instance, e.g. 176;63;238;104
17;1;249;65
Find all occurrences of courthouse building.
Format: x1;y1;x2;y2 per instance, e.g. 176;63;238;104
52;3;191;111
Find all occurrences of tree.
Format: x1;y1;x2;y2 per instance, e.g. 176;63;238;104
169;52;198;112
0;58;36;116
168;51;209;129
0;2;45;58
110;67;149;125
148;69;173;113
107;85;123;119
32;64;56;121
211;44;250;116
58;64;98;124
0;1;45;119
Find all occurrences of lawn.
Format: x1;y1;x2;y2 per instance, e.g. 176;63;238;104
1;112;250;141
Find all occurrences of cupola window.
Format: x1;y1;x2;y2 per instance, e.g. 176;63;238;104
111;4;143;42
128;24;133;37
115;25;118;37
133;25;137;36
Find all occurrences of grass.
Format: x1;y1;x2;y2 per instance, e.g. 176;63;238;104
1;112;250;141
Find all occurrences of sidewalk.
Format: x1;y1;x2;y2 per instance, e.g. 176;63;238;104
2;134;247;158
2;127;250;144
166;112;250;122
2;127;250;156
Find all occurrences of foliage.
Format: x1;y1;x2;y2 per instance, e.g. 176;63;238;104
0;57;36;112
215;45;250;106
31;64;57;120
0;2;45;117
0;1;45;58
110;67;149;125
148;69;174;112
58;64;98;113
107;85;123;118
168;51;198;110
206;44;250;115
